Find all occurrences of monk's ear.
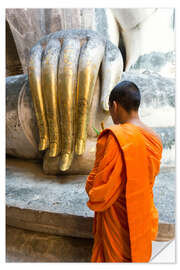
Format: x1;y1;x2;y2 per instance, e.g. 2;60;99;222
113;100;118;112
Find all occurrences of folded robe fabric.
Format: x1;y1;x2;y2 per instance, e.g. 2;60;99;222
85;123;163;262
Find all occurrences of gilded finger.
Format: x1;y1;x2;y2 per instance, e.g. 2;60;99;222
75;38;105;155
57;38;81;171
41;39;61;157
28;44;49;151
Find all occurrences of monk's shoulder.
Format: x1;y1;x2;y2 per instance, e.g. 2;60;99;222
118;122;163;145
97;128;120;152
135;123;163;145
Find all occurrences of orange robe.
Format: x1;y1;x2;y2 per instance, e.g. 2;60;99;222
85;123;163;262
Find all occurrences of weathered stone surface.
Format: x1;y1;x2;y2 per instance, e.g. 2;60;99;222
6;158;93;217
122;71;175;108
132;51;175;73
6;75;42;159
153;167;175;223
6;225;174;262
6;158;94;239
6;21;23;76
156;224;175;241
6;206;93;239
6;225;93;262
154;127;175;150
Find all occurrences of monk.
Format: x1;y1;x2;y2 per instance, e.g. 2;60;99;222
85;80;163;263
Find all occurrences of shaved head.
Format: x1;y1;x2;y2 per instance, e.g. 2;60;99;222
109;81;141;113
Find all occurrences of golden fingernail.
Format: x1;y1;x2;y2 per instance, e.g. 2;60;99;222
59;153;73;171
39;138;49;151
49;142;59;157
75;139;85;155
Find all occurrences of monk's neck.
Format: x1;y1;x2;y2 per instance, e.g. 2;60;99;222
120;111;141;125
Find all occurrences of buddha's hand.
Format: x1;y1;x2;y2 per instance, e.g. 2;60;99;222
28;30;123;171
